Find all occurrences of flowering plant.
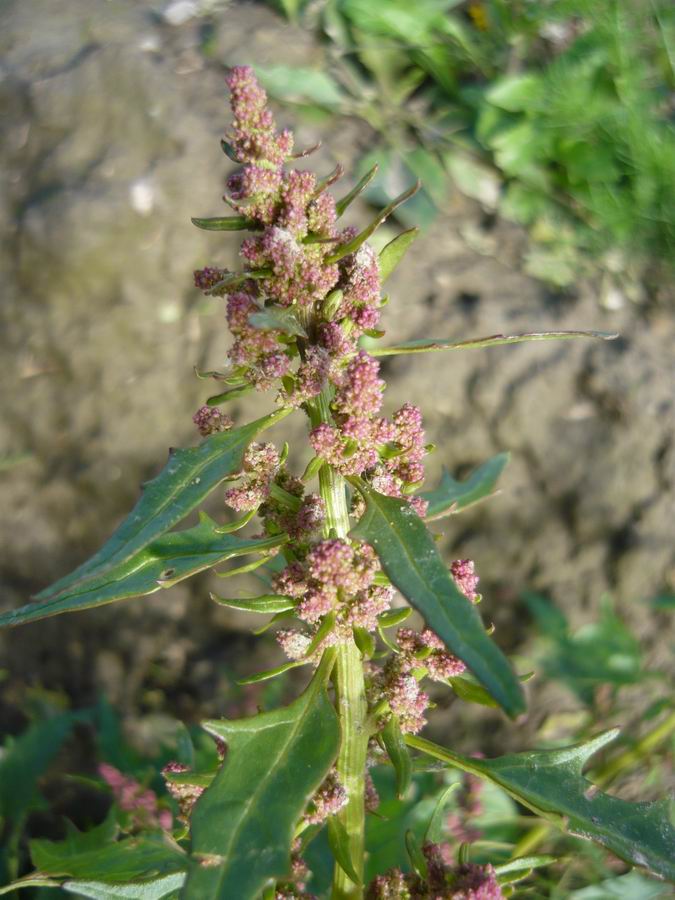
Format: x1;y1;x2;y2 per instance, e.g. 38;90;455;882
1;67;672;899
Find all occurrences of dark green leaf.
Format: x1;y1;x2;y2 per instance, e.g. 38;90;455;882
327;816;361;885
0;516;286;626
63;873;185;899
407;730;675;881
420;453;509;521
220;139;240;162
370;330;619;357
30;834;186;882
0;713;76;821
378;228;419;284
377;608;411;629
209;593;295;614
183;652;340;899
326;182;421;264
349;484;525;718
25;410;290;608
190;217;257;232
404;830;427;879
248;308;307;337
335;164;379;217
381;717;412;799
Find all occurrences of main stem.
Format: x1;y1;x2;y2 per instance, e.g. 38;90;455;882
312;389;369;900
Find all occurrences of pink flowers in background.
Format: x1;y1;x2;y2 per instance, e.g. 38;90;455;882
98;763;172;831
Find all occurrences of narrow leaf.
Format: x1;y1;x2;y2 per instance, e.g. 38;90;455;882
493;855;555;883
191;216;258;232
206;384;253;406
421;453;510;521
424;782;461;844
327;816;361;885
26;410;290;606
248;308;307;337
326;181;421;264
236;660;305;686
447;676;498;708
349;483;525;718
183;651;340;899
370;330;619;357
377;607;412;629
335;164;379;216
381;716;412;798
63;873;185;898
209;593;295;614
0;519;286;627
407;730;675;881
0;877;61;894
378;228;419;284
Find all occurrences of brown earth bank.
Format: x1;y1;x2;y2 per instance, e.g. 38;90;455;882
1;0;673;765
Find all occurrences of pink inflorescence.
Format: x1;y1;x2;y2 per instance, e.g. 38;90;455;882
372;626;466;735
161;762;205;824
225;441;280;511
303;769;348;826
99;763;172;832
451;559;480;602
193;405;233;437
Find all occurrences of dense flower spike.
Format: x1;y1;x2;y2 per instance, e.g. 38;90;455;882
193;405;233;437
451;559;480;602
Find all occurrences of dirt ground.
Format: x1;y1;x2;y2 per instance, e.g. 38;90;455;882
0;0;673;762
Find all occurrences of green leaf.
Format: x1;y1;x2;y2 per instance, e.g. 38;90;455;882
30;834;186;882
443;152;501;210
486;74;544;112
378;228;419;284
24;410;290;608
190;216;257;232
0;712;76;822
248;308;307;338
493;855;555;885
566;871;672;899
254;65;345;109
381;717;412;798
446;675;498;708
183;651;340;899
206;384;254;406
326;182;421;264
335;164;379;217
424;782;460;844
350;484;525;718
236;659;305;686
407;730;675;881
0;516;285;627
421;453;509;521
209;593;295;614
369;330;619;356
327;816;361;885
63;873;185;899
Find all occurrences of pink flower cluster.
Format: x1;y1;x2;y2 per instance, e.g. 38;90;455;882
161;761;205;824
225;442;280;511
303;769;348;826
226;289;291;390
451;559;480;602
193;405;233;437
99;763;172;832
259;469;325;541
367;844;503;899
274;537;386;627
374;627;466;734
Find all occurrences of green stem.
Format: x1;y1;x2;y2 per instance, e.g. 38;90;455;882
310;388;368;899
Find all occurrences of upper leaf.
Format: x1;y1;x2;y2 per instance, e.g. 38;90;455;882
420;453;510;521
369;330;619;356
182;652;340;899
349;484;525;718
30;410;290;605
378;228;419;284
0;515;286;627
62;874;185;899
407;730;675;882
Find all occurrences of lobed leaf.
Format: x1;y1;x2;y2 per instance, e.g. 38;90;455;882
378;228;420;284
407;730;675;882
183;651;340;900
63;873;186;899
370;330;619;357
421;453;510;521
24;410;290;607
326;181;421;264
349;483;525;718
0;516;286;627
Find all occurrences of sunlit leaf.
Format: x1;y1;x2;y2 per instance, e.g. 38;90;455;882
255;65;346;109
370;330;619;356
349;483;525;718
0;517;286;627
421;453;509;521
209;593;295;614
26;410;290;606
335;164;379;217
378;228;419;284
407;729;675;881
0;877;61;895
183;652;340;899
190;216;257;231
63;873;185;899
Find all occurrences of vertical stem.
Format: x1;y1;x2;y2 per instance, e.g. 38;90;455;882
311;389;368;899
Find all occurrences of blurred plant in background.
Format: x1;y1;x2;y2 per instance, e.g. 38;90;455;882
261;0;674;292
